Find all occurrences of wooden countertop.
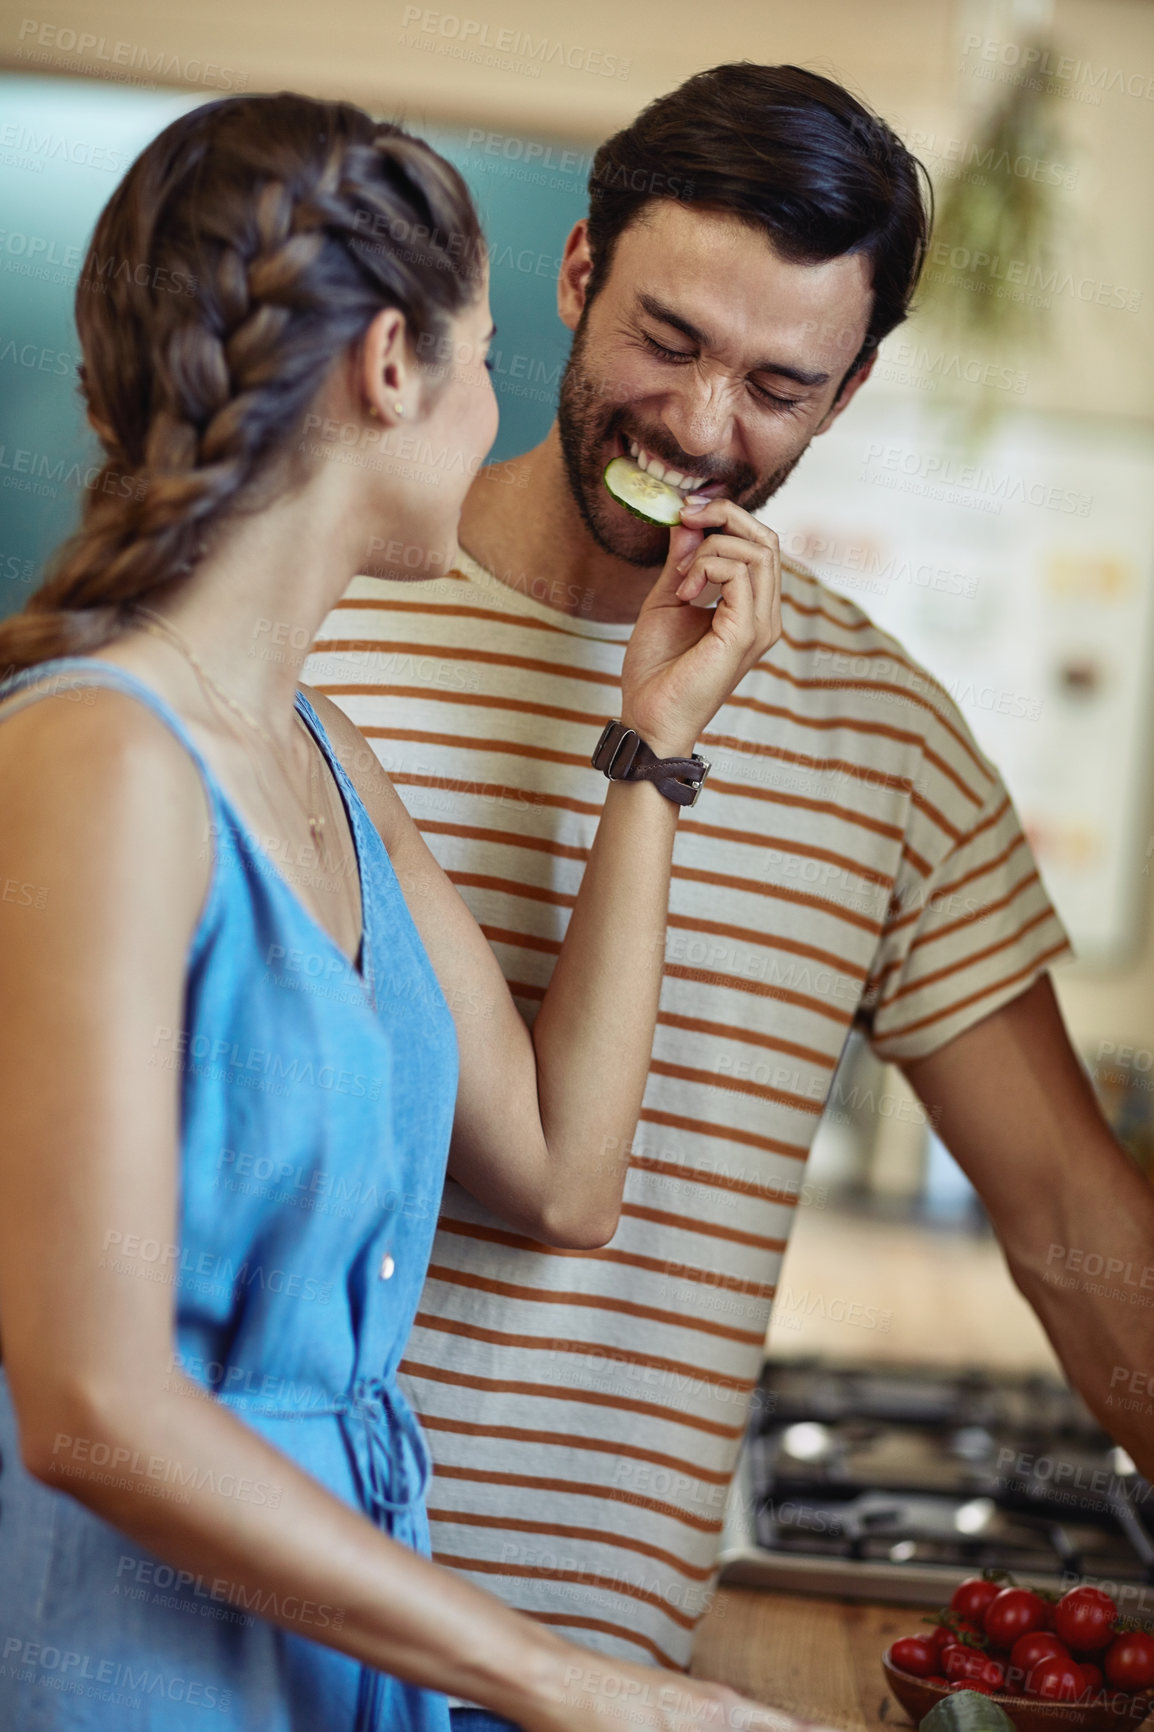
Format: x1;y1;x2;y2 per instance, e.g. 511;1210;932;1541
691;1588;929;1732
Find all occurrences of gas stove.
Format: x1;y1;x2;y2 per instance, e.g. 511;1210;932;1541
718;1360;1154;1616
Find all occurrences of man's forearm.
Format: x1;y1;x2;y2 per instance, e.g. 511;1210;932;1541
999;1153;1154;1479
902;975;1154;1482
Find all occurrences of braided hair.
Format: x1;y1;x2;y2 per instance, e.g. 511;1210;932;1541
0;92;486;673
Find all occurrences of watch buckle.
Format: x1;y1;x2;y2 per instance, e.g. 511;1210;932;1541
686;757;711;807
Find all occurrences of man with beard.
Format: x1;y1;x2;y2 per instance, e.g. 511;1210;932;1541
305;62;1154;1729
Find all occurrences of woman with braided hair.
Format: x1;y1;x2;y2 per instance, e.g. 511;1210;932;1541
0;92;791;1732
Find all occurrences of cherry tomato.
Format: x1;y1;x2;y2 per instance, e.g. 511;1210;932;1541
1055;1586;1120;1654
950;1681;994;1696
932;1620;984;1655
950;1579;1004;1625
1011;1633;1067;1672
945;1648;1006;1690
984;1588;1050;1651
1104;1631;1154;1692
1028;1654;1086;1702
927;1676;949;1689
1006;1632;1066;1691
1080;1663;1103;1694
891;1636;938;1678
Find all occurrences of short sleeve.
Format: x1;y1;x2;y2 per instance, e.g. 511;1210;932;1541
858;769;1076;1064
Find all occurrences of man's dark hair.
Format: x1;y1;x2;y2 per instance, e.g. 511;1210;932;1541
586;62;933;387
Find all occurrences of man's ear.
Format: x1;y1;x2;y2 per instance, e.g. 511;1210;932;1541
813;351;876;435
558;219;595;331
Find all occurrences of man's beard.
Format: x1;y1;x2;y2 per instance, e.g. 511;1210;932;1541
556;311;808;569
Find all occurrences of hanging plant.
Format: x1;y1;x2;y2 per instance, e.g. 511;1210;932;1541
914;39;1072;437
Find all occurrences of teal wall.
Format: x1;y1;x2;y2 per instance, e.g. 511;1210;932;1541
0;76;588;618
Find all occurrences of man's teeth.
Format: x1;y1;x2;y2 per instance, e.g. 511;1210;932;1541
627;439;706;494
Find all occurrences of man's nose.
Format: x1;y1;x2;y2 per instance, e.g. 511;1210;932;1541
660;376;734;461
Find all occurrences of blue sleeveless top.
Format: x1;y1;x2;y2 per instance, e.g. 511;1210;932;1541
0;658;459;1732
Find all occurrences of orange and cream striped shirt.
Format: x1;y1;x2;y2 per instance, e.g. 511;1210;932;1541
304;548;1072;1673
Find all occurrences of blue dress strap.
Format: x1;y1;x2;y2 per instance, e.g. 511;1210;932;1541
0;655;219;782
0;657;366;977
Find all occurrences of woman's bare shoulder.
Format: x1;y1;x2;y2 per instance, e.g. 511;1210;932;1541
0;679;212;937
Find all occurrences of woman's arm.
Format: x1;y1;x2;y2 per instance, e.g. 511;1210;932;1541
305;506;781;1247
0;685;790;1732
306;689;679;1248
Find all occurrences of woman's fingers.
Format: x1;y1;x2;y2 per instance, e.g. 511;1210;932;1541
680;497;780;556
619;499;783;751
549;1653;839;1732
675;506;782;664
677;532;768;572
677;545;780;667
691;1688;842;1732
677;555;753;601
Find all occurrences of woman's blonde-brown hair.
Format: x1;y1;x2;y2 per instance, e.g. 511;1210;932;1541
0;91;485;674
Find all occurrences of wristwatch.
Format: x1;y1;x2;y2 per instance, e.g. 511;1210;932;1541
591;719;711;808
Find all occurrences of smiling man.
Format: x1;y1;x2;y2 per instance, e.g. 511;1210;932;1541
553;225;873;579
305;63;1154;1728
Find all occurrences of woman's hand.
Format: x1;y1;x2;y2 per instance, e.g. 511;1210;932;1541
618;498;782;759
519;1642;834;1732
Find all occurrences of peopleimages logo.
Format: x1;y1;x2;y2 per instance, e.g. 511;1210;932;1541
1;1636;233;1711
149;1024;382;1100
399;6;632;77
15;19;248;89
925;239;1141;312
961;33;1154;103
0;121;128;173
860;442;1094;516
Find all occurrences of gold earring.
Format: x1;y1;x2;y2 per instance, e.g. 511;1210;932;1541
367;403;379;419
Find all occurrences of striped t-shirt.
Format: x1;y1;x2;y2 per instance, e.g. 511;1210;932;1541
303;548;1072;1672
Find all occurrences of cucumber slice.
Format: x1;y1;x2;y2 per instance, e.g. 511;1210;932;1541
919;1690;1018;1732
603;456;685;526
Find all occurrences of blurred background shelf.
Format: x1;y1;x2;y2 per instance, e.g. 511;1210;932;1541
764;1202;1060;1371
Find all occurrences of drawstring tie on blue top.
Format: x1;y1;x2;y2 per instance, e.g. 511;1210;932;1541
219;1374;432;1732
340;1378;431;1732
336;1375;431;1520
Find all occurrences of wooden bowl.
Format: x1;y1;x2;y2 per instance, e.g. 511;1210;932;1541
882;1648;1154;1732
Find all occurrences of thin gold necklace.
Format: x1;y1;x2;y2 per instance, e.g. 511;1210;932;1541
131;604;330;840
128;606;369;996
129;606;361;940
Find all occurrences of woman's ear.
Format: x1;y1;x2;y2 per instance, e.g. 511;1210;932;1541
557;220;595;332
359;306;412;426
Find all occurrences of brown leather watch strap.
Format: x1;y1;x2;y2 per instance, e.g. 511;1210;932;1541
591;720;711;808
